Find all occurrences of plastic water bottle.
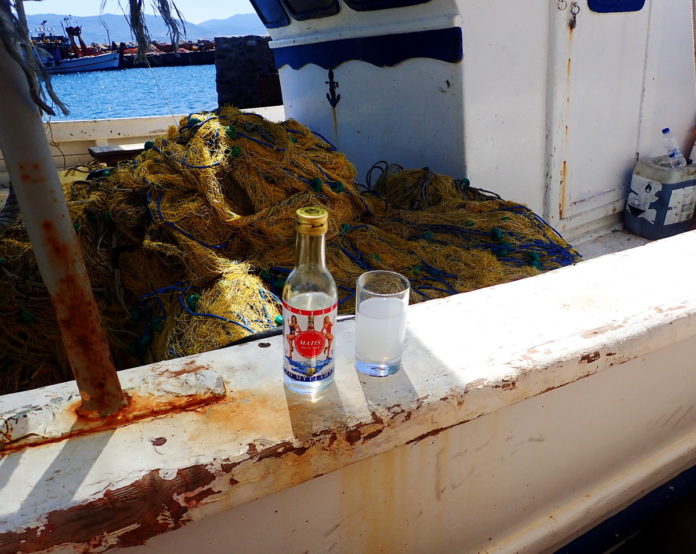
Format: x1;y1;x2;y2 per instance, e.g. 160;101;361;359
661;128;687;167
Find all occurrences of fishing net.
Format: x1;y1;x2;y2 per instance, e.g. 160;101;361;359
0;105;580;394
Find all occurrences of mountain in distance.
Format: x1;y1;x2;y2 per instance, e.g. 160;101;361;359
195;14;266;37
26;13;267;45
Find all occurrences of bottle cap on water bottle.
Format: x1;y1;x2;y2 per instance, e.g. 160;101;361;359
662;128;670;134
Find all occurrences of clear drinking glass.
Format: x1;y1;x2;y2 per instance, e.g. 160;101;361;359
355;270;410;377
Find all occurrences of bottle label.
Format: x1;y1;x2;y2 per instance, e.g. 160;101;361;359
282;301;337;383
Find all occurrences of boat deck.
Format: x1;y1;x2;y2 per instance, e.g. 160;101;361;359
575;228;651;260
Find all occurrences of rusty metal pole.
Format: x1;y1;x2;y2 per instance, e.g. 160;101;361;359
0;39;125;416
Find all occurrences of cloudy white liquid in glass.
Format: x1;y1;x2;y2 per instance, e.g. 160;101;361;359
355;296;407;371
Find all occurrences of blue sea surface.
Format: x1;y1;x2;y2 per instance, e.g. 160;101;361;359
46;65;218;121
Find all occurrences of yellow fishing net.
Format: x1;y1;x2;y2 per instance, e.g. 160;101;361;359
0;106;580;394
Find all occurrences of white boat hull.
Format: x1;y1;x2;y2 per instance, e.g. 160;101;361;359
45;51;120;74
1;231;696;553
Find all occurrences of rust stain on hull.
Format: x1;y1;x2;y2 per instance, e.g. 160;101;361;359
580;323;625;338
156;360;211;378
580;351;601;364
0;390;224;455
559;160;568;218
0;465;216;552
406;418;474;445
655;304;687;314
0;398;422;551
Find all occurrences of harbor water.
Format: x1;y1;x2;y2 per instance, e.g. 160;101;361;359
45;65;218;121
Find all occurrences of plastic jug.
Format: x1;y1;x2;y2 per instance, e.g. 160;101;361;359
624;156;696;239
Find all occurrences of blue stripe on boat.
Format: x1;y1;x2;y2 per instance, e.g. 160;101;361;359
273;27;463;70
588;0;646;12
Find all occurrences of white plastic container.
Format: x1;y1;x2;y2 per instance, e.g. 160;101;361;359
624;156;696;239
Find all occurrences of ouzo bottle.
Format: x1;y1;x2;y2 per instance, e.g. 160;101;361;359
282;207;338;393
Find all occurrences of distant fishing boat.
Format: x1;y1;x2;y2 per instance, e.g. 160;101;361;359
37;49;120;74
32;20;120;74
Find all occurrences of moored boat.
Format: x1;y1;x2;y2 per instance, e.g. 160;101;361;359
0;0;695;553
37;49;120;74
32;22;120;74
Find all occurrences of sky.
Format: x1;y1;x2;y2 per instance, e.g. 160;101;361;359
22;0;254;24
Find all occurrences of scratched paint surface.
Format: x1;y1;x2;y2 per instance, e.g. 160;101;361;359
118;335;696;554
1;231;696;551
0;364;225;453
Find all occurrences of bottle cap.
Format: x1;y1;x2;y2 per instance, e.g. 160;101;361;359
296;206;328;235
662;128;670;134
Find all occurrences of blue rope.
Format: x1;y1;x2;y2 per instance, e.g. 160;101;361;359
140;284;190;299
386;214;578;269
259;286;282;305
310;129;337;151
178;116;225;168
420;261;457;280
237;131;286;152
421;276;458;295
412;288;431;299
153;191;231;250
234;311;250;326
339;223;370;236
180;154;221;169
181;115;218;130
416;262;457;294
202;127;221;151
339;245;374;271
338;285;355;305
416;285;454;295
311;162;345;190
281;167;316;189
258;296;271;325
178;294;254;333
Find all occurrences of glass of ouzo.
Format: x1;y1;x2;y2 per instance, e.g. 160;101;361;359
354;270;410;377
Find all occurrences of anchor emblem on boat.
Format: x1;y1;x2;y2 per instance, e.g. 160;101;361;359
325;69;340;108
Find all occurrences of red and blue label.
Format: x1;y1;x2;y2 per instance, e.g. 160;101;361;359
282;301;337;382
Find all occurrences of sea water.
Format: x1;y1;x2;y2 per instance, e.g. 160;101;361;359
45;65;218;121
355;296;407;377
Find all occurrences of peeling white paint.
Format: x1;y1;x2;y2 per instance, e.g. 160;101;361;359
158;468;179;481
0;367;226;451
